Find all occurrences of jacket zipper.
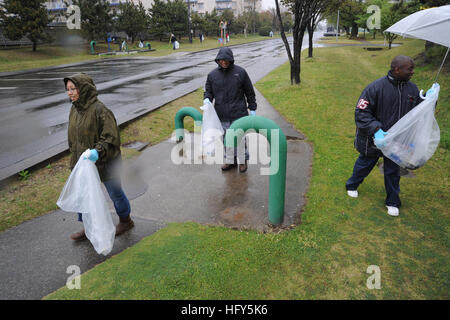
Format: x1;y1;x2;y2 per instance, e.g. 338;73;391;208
397;83;403;120
365;135;369;155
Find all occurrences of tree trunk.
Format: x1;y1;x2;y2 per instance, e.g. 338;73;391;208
307;23;313;58
344;27;350;36
32;41;37;52
275;0;294;83
351;22;358;38
293;29;305;84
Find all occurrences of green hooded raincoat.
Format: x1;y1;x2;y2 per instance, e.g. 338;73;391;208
64;73;122;182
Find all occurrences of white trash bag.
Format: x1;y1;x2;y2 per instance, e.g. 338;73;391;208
57;155;115;255
200;100;224;157
174;40;180;49
375;83;440;169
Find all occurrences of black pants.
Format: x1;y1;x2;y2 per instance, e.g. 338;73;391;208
346;154;401;208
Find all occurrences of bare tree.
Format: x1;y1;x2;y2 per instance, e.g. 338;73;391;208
275;0;326;84
307;1;329;58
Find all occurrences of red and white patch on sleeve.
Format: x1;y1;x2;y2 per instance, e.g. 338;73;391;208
356;99;369;110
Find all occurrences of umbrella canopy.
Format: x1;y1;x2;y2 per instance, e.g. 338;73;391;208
385;5;450;48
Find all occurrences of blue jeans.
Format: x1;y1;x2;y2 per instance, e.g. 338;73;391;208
78;178;131;222
221;120;249;164
346;154;401;208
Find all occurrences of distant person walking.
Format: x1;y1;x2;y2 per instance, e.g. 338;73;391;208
345;55;422;217
170;33;177;50
204;47;257;173
64;73;134;241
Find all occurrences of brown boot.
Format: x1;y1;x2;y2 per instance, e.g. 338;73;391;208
239;161;248;173
115;216;134;236
70;229;87;241
221;163;237;171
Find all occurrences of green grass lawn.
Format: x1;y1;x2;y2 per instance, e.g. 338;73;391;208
44;39;449;299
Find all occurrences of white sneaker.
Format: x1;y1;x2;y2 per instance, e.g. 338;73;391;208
386;206;399;217
347;190;358;198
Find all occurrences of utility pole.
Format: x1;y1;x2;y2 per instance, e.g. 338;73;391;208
188;0;193;43
253;0;256;35
336;9;339;42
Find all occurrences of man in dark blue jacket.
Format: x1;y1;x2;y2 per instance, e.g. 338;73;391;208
204;47;257;173
346;55;421;217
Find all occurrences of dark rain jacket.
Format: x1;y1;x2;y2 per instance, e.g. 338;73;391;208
354;70;421;157
204;47;257;122
64;73;122;182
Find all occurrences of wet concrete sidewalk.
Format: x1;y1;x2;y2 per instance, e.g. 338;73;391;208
0;88;312;300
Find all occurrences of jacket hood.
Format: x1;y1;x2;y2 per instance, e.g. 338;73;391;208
215;47;234;66
63;73;98;109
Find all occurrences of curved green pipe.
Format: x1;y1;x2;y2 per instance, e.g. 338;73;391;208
225;116;287;225
174;107;203;142
90;40;96;54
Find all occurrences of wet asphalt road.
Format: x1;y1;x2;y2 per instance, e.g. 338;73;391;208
0;37;302;181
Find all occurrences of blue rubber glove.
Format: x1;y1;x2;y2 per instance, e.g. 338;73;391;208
374;129;388;148
82;149;99;162
203;98;211;105
426;83;439;97
88;149;99;162
249;110;256;116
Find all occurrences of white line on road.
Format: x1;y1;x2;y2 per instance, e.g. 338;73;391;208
0;78;62;81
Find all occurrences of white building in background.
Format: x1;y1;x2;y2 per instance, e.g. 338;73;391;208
44;0;264;17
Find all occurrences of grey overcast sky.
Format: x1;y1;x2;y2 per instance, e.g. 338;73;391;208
262;0;275;10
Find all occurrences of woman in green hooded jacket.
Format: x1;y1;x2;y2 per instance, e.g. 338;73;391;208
64;73;134;241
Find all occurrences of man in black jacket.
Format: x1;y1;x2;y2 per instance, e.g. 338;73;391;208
345;55;422;217
204;47;257;173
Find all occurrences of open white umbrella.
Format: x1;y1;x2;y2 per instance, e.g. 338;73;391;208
385;5;450;81
385;5;450;47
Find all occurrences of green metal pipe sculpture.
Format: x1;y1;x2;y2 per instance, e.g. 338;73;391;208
174;107;203;142
90;40;96;54
225;116;287;225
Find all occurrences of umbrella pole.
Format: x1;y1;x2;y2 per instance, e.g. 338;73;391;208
434;47;449;83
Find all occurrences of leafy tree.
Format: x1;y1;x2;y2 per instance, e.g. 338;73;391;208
381;0;414;49
148;0;187;40
234;10;253;36
191;12;205;36
71;0;114;41
279;11;293;32
203;9;220;37
0;0;52;51
355;0;385;39
148;0;168;40
115;1;149;43
418;0;448;7
220;9;235;34
167;0;188;39
338;0;365;38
